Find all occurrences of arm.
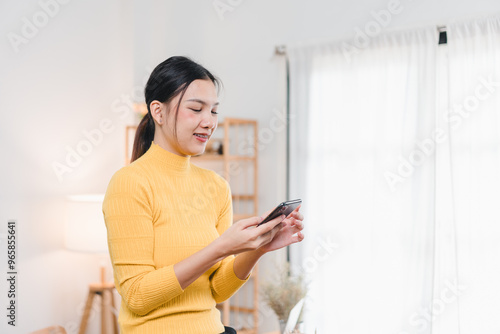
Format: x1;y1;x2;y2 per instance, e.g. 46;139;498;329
175;179;283;292
232;206;305;281
208;182;306;301
207;181;250;302
210;207;305;302
104;170;284;314
103;169;184;316
209;181;269;302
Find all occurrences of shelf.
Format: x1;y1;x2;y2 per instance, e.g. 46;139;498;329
223;117;258;125
192;154;224;161
233;214;254;221
237;329;257;334
229;306;255;313
192;155;255;161
227;155;255;161
232;194;256;200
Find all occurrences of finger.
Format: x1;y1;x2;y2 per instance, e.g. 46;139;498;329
290;231;305;245
287;204;302;219
279;220;303;237
272;222;284;234
289;219;304;230
285;213;303;224
282;216;303;228
263;222;282;241
280;217;293;227
257;214;285;233
238;216;262;229
260;208;274;219
292;211;304;221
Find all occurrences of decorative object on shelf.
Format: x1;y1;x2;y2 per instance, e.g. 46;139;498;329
261;263;308;334
204;138;223;155
132;102;148;122
283;298;305;334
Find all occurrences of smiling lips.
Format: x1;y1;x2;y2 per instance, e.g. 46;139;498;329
194;133;209;142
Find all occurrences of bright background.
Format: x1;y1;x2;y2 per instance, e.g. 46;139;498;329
1;0;500;333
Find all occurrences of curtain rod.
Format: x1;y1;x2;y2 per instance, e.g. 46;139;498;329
273;42;291;263
274;25;447;54
275;45;287;55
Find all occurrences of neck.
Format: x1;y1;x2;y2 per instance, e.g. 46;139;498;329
153;133;189;158
148;141;191;173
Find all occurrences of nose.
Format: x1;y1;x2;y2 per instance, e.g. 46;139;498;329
200;114;216;129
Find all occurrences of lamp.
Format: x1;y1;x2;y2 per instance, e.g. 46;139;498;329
65;194;108;251
65;194;118;334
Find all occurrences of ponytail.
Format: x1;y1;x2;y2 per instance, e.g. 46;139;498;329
131;112;155;162
130;56;220;162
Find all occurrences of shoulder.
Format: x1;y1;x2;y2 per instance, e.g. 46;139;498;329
190;163;230;195
105;162;151;196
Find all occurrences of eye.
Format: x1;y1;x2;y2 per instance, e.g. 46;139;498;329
211;110;219;115
190;108;202;112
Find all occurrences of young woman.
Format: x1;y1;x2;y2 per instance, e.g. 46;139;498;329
102;56;304;334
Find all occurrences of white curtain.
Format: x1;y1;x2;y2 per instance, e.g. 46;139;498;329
289;17;500;334
435;17;500;333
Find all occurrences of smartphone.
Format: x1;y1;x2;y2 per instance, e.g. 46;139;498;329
257;199;302;227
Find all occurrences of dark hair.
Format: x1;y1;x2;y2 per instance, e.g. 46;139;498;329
131;56;220;162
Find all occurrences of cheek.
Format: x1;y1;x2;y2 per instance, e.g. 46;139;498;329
174;111;198;140
178;110;198;125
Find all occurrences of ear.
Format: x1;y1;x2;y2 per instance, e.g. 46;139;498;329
149;100;165;125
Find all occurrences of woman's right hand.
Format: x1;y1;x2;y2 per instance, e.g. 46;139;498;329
217;214;285;256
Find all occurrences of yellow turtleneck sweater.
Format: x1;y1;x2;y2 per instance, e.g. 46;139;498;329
102;141;248;334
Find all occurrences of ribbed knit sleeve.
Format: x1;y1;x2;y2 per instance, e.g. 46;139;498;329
103;168;184;316
210;178;249;303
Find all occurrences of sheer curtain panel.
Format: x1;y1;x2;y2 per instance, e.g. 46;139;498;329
288;28;438;334
288;15;500;334
439;16;500;333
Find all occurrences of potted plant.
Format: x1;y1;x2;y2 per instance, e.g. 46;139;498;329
261;263;308;333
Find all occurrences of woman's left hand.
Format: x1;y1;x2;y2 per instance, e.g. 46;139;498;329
257;206;304;254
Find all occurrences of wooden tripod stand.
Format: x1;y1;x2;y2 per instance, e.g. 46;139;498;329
78;267;118;334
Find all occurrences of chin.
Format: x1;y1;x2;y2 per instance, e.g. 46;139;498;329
185;146;206;157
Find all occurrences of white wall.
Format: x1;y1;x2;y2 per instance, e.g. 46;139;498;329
0;0;133;332
1;0;500;333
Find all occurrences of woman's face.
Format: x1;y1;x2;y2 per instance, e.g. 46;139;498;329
153;79;219;157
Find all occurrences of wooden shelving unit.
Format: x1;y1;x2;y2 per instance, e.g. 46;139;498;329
192;118;259;334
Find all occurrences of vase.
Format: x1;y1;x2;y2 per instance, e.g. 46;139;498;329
279;319;287;334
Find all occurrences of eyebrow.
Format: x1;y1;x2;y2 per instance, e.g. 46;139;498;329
186;98;219;107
